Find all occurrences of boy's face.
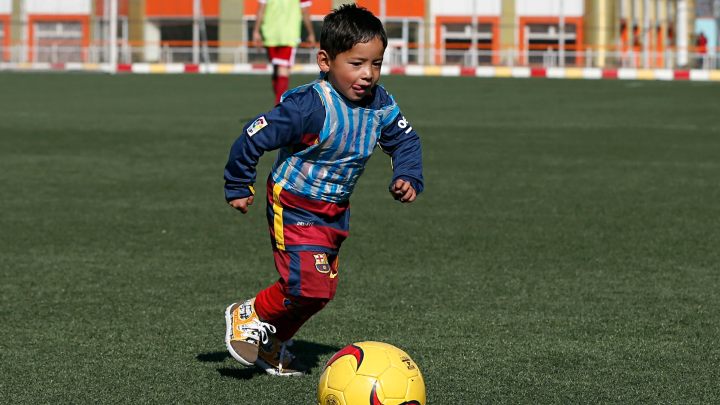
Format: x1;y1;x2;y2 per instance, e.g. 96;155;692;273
317;36;385;102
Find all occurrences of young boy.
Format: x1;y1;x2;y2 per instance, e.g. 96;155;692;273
223;4;423;376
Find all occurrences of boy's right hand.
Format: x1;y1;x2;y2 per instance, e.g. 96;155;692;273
390;179;417;203
228;196;254;214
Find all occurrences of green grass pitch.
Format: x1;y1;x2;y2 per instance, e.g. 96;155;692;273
1;73;719;403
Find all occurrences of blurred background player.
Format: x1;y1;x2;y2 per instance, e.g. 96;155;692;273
224;4;423;376
695;31;708;68
252;0;316;104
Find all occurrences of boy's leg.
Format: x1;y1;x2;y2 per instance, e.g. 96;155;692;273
273;66;289;105
248;179;347;375
251;249;339;376
266;46;295;104
255;278;330;341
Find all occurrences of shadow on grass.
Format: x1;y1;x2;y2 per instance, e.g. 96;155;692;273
216;366;266;380
197;339;340;380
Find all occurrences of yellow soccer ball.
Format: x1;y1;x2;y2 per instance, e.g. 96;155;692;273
317;341;425;405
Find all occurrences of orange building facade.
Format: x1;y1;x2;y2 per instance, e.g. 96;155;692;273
0;0;707;69
0;12;9;61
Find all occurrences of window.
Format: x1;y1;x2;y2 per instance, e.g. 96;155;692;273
384;19;422;65
440;22;493;65
524;23;578;66
34;21;83;63
695;0;714;17
156;19;219;62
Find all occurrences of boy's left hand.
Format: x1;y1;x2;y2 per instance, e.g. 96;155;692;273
390;179;417;203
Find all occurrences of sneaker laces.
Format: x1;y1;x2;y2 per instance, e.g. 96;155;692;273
239;319;276;345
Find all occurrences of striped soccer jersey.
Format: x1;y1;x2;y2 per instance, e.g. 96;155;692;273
224;78;423;204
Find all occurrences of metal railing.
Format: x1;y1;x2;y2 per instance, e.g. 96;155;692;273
2;44;718;71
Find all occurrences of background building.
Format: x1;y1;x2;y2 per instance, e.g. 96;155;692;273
0;0;717;69
695;0;718;67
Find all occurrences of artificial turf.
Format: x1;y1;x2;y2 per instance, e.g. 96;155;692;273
1;72;719;403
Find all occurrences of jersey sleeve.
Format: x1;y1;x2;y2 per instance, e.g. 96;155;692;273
378;109;424;195
223;96;305;201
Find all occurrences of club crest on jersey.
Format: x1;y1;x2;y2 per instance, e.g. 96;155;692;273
314;253;331;274
247;116;268;137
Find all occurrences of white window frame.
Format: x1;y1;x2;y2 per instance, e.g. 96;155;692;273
33;21;83;63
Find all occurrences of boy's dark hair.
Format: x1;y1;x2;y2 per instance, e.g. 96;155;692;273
320;4;387;60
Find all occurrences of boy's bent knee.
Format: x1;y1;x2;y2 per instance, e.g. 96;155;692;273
282;295;330;318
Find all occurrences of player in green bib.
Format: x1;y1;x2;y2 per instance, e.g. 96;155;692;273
252;0;316;104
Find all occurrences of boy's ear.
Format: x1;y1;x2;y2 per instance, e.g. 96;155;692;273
317;50;331;73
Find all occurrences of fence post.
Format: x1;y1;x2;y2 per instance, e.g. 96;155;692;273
109;0;118;73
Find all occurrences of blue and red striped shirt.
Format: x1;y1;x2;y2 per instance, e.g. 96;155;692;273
224;78;423;203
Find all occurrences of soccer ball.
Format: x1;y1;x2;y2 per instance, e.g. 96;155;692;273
317;341;425;405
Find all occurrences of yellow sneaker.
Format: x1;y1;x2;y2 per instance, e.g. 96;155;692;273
224;298;276;366
256;336;308;377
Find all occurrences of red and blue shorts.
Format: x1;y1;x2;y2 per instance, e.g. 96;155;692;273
266;178;349;299
266;46;296;67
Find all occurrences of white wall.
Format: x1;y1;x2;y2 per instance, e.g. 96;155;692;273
429;0;583;18
144;21;161;62
516;0;583;17
431;0;502;16
26;0;91;14
0;0;12;14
